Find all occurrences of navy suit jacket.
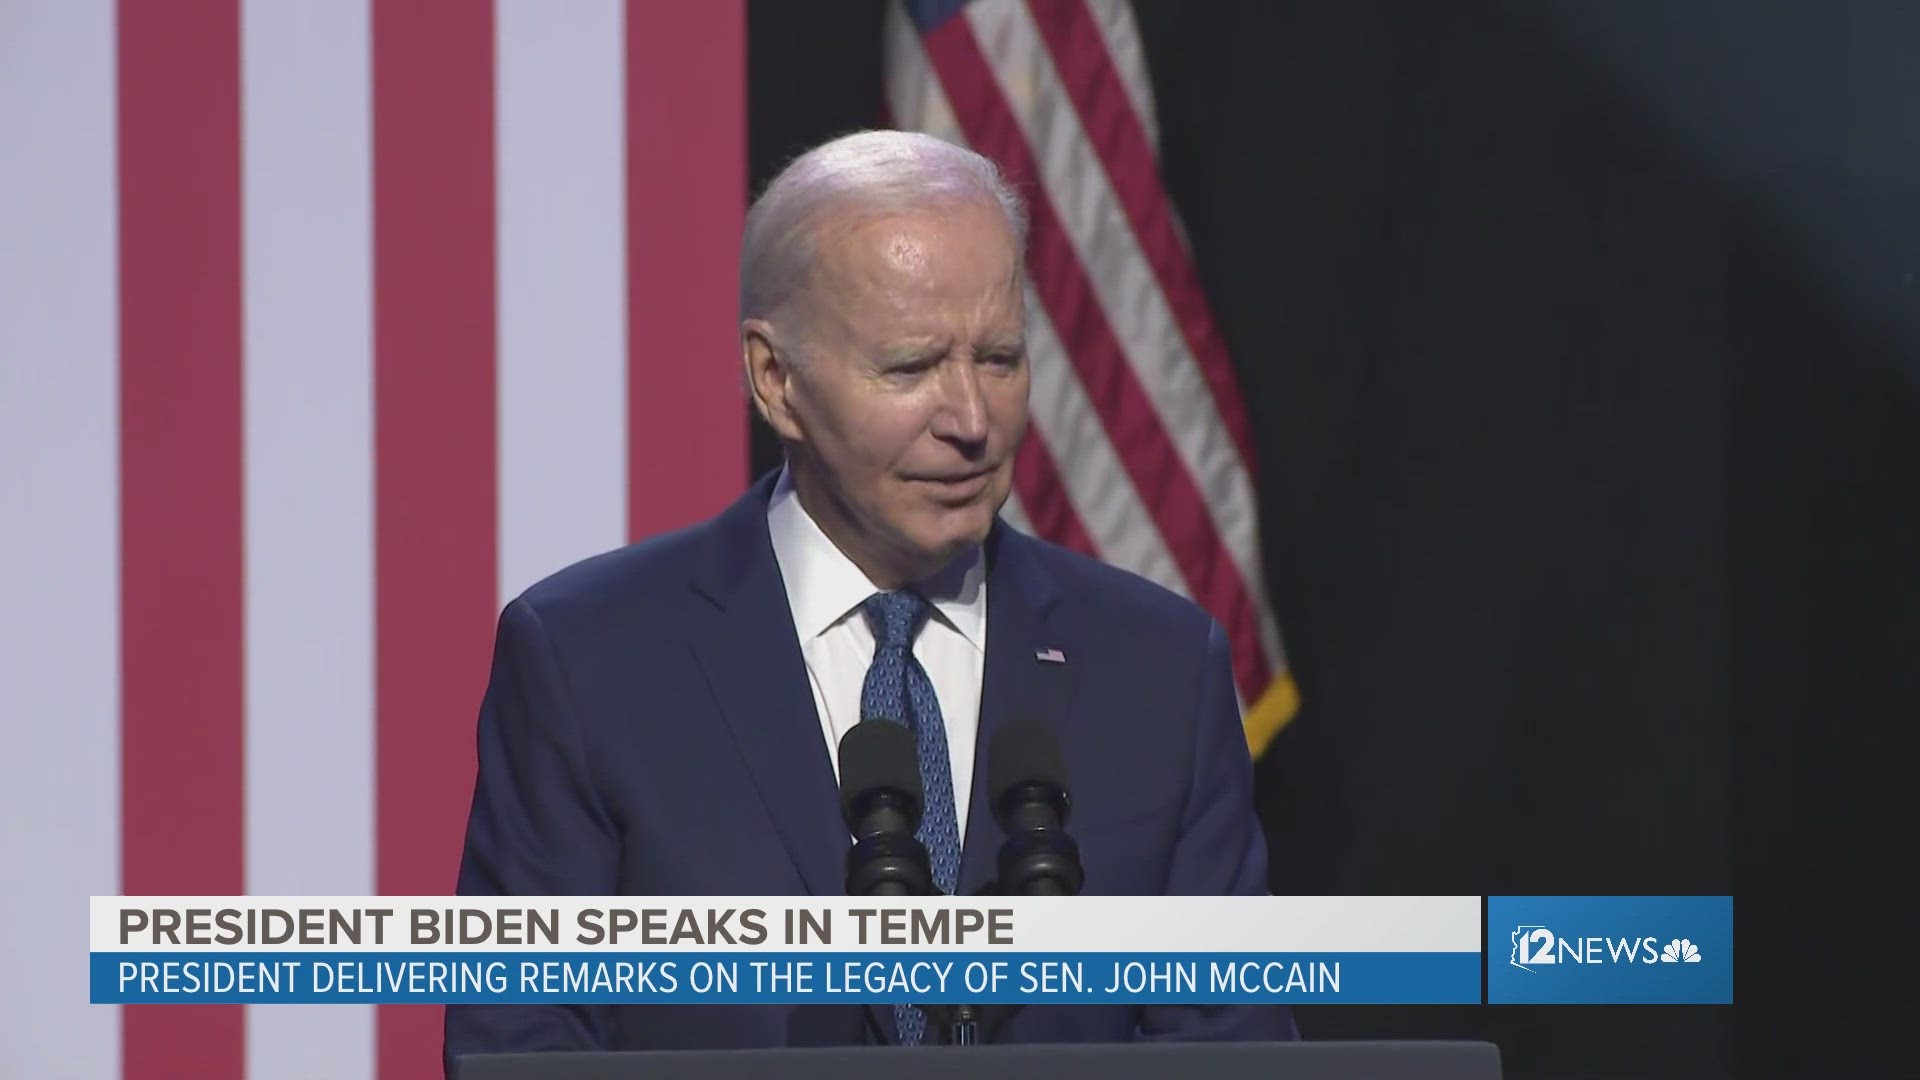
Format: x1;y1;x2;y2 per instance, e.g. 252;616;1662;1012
445;472;1295;1071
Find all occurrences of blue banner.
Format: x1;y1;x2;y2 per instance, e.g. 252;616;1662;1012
92;951;1480;1005
1486;896;1733;1004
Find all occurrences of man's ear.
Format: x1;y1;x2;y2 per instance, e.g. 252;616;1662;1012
742;319;804;442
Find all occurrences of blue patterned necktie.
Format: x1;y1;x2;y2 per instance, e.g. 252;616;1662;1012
858;589;960;1045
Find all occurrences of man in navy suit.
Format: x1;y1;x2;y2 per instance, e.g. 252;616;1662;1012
445;130;1295;1071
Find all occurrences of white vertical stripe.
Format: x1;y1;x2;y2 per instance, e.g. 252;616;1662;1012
962;0;1284;664
887;1;1188;594
496;0;630;602
1080;0;1160;154
0;3;122;1076
241;2;376;1076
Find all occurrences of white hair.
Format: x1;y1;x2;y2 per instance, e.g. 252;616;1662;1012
738;129;1028;333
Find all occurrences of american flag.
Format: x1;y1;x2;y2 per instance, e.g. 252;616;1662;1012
2;1;1292;1077
883;0;1296;745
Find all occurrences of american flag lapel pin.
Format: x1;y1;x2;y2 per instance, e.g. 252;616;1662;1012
1035;647;1066;664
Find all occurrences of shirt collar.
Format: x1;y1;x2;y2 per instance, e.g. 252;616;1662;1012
766;465;986;651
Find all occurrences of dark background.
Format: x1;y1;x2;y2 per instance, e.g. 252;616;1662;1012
745;2;1918;1076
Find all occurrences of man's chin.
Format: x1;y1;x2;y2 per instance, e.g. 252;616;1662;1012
896;518;992;573
933;508;996;548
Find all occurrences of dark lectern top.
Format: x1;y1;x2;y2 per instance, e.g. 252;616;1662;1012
456;1040;1502;1080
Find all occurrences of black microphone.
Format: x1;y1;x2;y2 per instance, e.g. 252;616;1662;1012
838;721;935;896
988;720;1084;896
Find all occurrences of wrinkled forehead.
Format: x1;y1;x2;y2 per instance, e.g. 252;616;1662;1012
809;200;1023;302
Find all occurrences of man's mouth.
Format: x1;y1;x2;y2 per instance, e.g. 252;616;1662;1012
914;468;994;498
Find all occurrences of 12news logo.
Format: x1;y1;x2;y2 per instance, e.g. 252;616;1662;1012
1510;926;1704;971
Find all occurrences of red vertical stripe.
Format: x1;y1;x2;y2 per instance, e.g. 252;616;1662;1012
372;2;497;1076
1026;0;1259;470
919;18;1274;697
116;1;246;1076
626;0;748;536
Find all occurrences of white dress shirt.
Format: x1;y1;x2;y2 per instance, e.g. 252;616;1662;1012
765;468;986;839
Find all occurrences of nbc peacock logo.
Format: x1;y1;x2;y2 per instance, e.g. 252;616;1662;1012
1660;938;1702;963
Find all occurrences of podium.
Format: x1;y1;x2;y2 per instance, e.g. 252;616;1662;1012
455;1041;1502;1079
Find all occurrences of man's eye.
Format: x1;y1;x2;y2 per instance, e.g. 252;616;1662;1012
981;351;1023;368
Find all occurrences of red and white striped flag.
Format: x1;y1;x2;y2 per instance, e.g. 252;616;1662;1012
3;2;743;1076
882;0;1299;750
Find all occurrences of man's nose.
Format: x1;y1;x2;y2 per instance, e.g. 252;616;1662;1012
930;359;991;446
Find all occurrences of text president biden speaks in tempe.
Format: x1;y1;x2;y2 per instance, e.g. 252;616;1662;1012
443;129;1296;1070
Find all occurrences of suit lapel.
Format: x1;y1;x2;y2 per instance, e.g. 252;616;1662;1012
686;474;847;898
959;523;1077;896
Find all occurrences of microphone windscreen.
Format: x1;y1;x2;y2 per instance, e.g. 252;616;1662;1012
837;720;923;814
988;719;1068;800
